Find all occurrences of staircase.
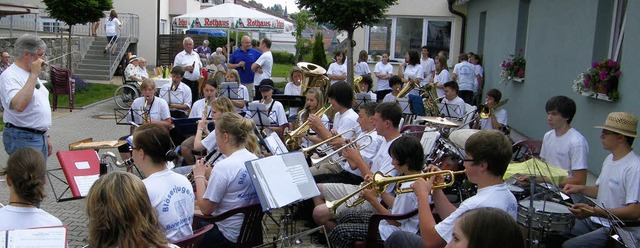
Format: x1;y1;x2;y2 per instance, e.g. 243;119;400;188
74;38;129;81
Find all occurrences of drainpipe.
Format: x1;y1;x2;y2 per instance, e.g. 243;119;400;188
448;0;466;54
156;0;160;66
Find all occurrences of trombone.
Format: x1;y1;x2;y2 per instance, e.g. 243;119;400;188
326;169;466;213
477;99;509;119
300;127;358;157
309;129;376;165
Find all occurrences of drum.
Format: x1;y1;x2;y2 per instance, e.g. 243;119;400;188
506;184;526;200
426;137;464;171
517;199;574;234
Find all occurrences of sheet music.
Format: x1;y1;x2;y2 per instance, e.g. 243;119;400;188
287;163;308;185
421;131;441;156
74;161;90;170
264;132;288;155
355;93;372;108
253;156;302;208
73;175;100;197
219;82;242;100
0;231;5;246
5;226;66;247
247;102;271;126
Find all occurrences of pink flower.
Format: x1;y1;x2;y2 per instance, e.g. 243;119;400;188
615;71;621;76
517;70;525;78
608;60;618;67
599;72;608;81
592;61;599;68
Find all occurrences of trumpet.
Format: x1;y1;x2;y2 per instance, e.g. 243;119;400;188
284;104;332;151
300;127;358;157
309;129;375;165
326;170;466;213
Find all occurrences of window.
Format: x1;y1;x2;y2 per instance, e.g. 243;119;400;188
42;21;60;33
366;17;453;61
609;0;627;61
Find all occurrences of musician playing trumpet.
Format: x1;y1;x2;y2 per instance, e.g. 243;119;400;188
118;79;171;161
297;88;330;149
472;89;507;131
385;130;518;248
328;136;422;248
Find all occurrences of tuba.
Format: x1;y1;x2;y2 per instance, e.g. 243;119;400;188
297;62;330;97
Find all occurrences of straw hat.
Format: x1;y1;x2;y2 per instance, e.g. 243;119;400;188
594;112;638;137
128;55;139;63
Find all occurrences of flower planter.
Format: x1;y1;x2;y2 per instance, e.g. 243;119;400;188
581;91;613;102
512;77;524;83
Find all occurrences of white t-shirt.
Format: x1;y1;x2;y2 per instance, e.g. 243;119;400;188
127;97;171;125
333;108;360;139
159;82;193;114
473;64;484;93
420;58;436;86
540;128;589;177
371;135;401;195
441;96;466;118
0;64;51;131
0;206;62;230
252;51;273;85
374;62;394;91
355;61;371;76
143;169;195;242
340;131;384;177
189;98;212;118
382;93;397;103
173;50;202;81
453;61;475;91
592;151;640;227
105;18;121;36
200;132;217;152
435;183;518;244
203;148;259;243
300;113;330;148
379;182;419;240
284;82;302;117
434;69;451;98
248;99;288;136
478;108;507;130
403;64;424;96
233;84;251;113
327;62;347;85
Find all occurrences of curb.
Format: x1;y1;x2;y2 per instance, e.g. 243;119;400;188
52;97;115;111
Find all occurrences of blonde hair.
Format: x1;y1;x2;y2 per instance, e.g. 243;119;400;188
216;112;259;154
140;78;156;91
211;96;235;113
301;88;324;122
226;69;240;83
86;171;169;248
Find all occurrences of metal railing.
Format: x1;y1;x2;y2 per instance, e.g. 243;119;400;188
108;35;132;78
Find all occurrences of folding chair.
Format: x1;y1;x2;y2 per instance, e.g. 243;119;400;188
193;204;264;248
173;224;214;248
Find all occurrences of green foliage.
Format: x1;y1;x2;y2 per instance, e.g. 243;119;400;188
266;4;285;16
43;0;112;26
272;51;295;64
43;83;119;108
290;10;317;62
311;32;327;68
272;63;293;78
297;0;397;33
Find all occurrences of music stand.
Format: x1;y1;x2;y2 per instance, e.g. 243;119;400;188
172;118;209;139
158;88;185;105
272;94;306;109
264;132;289;155
355;93;373;109
247;102;282;130
396;97;413;115
47;149;101;202
438;102;462;119
219;82;243;100
114;108;145;126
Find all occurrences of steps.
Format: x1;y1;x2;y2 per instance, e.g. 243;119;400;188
74;38;127;81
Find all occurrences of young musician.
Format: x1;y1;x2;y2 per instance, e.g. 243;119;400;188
132;123;194;242
357;74;377;102
192;112;261;247
308;81;360;175
385;130;518;248
312;102;403;232
180;79;218;166
284;66;304;122
0;147;62;230
382;75;403;103
563;112;640;248
374;52;394;101
432;55;450;98
540;96;588;186
86;171;174;247
159;66;192;118
441;81;466;118
420;46;436;88
448;208;525;248
224;69;250;114
355;50;371;77
472;89;507;131
327;51;348;85
298;88;330;149
451;53;475;104
328;136;422;248
397;50;424;96
118;79;171;160
249;79;288;136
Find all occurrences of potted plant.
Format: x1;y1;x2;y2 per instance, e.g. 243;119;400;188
572;59;620;101
500;49;526;84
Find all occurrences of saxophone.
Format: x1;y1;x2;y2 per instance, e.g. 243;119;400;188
142;98;150;123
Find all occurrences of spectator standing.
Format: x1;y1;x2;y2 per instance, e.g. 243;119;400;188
374;52;393;101
420;46;436;88
451;53;475;104
252;38;273;100
173;37;202;104
0;51;12;74
104;10;122;54
228;35;262;100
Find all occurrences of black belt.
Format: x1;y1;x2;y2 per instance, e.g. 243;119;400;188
5;123;47;134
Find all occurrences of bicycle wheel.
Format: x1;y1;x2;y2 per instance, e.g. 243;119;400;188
114;84;139;109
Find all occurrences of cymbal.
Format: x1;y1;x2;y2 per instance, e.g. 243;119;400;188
415;116;463;127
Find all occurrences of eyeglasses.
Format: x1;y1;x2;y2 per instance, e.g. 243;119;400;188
131;146;141;151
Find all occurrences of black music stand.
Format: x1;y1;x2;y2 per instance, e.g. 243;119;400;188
114;108;145;126
438;102;463;119
396;97;413;115
355;93;373;109
272;94;306;109
159;88;185;105
172;118;214;140
219;82;243;100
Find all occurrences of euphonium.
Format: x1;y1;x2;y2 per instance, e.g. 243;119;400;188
284;104;332;151
420;83;441;117
396;78;420;100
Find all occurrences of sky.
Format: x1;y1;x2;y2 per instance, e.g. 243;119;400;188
255;0;300;14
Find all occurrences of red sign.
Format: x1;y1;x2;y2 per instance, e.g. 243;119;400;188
246;18;272;28
276;20;284;28
177;19;188;27
204;18;230;28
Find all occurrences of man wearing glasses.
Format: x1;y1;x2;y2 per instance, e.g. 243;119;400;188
385;130;518;248
0;34;52;159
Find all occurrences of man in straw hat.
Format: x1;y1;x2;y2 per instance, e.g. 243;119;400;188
563;112;640;247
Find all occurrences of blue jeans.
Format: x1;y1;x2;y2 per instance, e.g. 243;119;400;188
198;221;235;248
563;219;610;248
3;126;47;159
384;231;423;248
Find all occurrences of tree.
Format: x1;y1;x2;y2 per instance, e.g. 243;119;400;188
248;0;264;8
43;0;112;70
290;10;316;63
311;31;327;68
266;4;284;16
297;0;397;84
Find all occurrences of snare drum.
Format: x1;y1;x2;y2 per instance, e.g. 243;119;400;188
506;184;526;200
517;199;574;233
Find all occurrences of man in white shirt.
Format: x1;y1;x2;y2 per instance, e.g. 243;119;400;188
137;57;149;79
451;53;475;104
0;51;12;75
0;34;52;158
374;53;394;101
564;112;640;247
160;66;192;119
251;38;273;101
539;96;588;186
420;46;436;88
385;130;518;248
440;81;466;119
173;37;202;105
